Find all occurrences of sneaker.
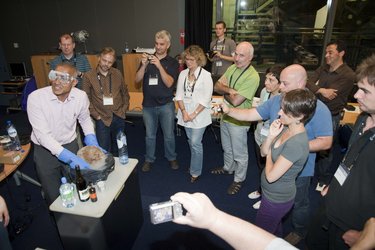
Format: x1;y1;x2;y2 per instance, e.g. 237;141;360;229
169;160;179;170
248;190;261;199
284;232;303;246
141;161;152;172
252;200;261;209
315;182;327;192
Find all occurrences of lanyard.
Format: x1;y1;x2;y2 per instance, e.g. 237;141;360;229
342;127;375;171
229;64;251;89
184;67;202;94
97;73;112;95
214;39;225;54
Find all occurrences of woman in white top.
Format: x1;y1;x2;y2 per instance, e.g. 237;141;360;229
175;45;213;182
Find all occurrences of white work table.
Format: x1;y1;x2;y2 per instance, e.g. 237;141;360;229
49;158;143;250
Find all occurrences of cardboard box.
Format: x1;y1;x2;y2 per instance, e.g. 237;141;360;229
0;148;22;164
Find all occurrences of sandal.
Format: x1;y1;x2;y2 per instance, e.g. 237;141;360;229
210;167;233;175
227;181;242;195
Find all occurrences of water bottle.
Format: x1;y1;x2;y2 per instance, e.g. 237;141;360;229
6;120;21;151
125;42;129;53
116;130;129;165
59;177;76;208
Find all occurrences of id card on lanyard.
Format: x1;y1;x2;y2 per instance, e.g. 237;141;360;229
149;74;158;85
215;40;225;67
97;73;114;106
334;163;350;186
103;95;114;105
333;129;375;186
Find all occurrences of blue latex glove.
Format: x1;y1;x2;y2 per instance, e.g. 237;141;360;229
57;148;91;169
84;134;107;153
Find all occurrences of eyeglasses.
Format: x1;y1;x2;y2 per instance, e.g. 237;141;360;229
48;70;75;85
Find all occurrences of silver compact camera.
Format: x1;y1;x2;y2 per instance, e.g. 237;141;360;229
149;200;183;224
212;105;223;113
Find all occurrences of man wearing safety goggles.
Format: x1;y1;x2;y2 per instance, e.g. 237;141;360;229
27;63;102;205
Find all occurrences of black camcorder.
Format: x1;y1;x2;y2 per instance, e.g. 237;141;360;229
206;50;218;59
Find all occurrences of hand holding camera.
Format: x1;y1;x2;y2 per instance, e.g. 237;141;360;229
206;50;218;60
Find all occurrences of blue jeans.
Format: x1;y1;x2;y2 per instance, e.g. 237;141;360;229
185;126;207;177
291;176;311;237
143;102;177;162
220;121;250;182
95;114;126;157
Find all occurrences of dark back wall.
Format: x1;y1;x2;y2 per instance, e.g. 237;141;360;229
0;0;185;76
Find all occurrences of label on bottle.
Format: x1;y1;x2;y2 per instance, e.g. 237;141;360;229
89;187;97;202
117;135;127;148
62;189;74;201
78;187;90;201
8;127;17;138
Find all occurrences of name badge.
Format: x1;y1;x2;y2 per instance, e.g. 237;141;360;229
216;61;222;67
149;75;158;85
103;95;114;105
183;96;192;104
334;162;350;186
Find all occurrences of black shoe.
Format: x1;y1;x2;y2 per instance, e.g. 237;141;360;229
169;160;179;170
142;161;152;172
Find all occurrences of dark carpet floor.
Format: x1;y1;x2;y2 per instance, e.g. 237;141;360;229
0;109;343;250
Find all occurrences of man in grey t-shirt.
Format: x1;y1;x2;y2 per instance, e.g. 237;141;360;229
208;21;236;83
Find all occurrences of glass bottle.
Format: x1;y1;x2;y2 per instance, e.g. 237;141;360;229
75;165;89;202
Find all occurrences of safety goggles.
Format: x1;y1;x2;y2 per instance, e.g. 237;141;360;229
48;70;76;85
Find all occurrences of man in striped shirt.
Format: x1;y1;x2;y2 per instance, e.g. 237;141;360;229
50;33;91;89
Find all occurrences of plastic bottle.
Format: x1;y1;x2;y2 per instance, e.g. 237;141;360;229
125;42;129;53
75;165;89;202
116;130;129;165
59;177;76;208
6;120;21;151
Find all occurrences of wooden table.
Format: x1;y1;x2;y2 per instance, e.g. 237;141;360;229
0;143;30;182
341;103;360;125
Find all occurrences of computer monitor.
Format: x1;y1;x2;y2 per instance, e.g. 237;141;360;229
9;62;27;80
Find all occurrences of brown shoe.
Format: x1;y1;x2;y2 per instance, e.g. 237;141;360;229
210;167;233;175
227;181;242;195
169;160;179;170
284;232;302;246
141;161;152;172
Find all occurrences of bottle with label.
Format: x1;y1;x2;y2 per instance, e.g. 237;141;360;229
6;120;21;151
89;183;97;202
75;165;89;202
59;177;76;208
116;130;129;165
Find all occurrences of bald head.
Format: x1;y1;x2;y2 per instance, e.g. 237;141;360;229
234;42;254;69
279;64;307;93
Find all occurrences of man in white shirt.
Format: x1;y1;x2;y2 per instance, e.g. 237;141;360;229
27;63;100;204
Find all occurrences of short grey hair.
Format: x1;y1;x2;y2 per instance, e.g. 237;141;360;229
155;30;171;44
